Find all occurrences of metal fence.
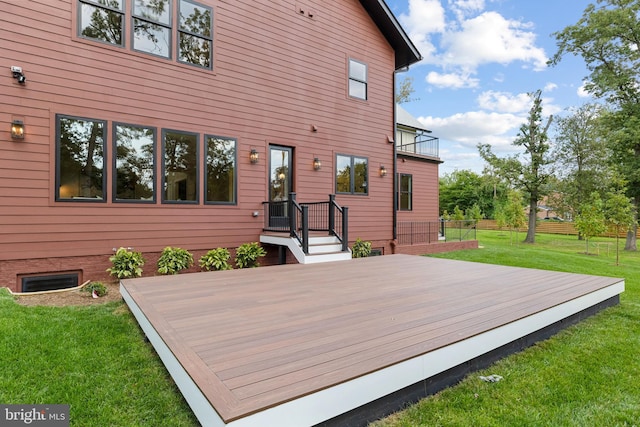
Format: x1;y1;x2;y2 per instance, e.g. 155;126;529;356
397;220;477;245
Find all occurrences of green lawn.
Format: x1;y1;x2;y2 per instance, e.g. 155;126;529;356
2;231;638;426
372;230;640;427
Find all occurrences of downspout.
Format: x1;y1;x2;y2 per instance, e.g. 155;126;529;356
392;71;398;243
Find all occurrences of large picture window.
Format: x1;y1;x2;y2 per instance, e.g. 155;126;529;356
114;124;155;202
179;0;213;68
399;174;413;211
133;0;172;58
205;135;236;204
336;154;368;195
78;0;124;46
56;115;106;201
348;59;367;100
162;130;198;203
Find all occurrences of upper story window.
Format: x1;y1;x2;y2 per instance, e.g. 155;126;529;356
336;154;368;195
56;115;107;201
348;59;367;100
77;0;213;70
78;0;125;46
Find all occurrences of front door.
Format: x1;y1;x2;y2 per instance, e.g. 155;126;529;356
269;145;293;228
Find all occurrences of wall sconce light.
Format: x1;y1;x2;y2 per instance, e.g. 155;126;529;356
11;66;26;85
379;165;387;177
313;157;321;171
11;120;25;140
250;148;259;164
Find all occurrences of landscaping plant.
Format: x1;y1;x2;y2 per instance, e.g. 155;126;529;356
81;281;108;297
234;242;266;268
106;247;145;279
157;247;193;275
351;238;372;258
199;248;232;271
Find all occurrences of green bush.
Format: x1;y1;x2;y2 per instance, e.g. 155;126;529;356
235;242;266;268
81;281;108;297
351;238;372;258
157;247;193;275
106;247;145;279
199;248;232;271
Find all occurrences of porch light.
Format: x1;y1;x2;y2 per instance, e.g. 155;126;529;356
11;120;24;140
250;148;259;164
379;164;387;177
313;157;321;171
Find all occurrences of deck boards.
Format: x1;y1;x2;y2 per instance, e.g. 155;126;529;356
120;254;624;425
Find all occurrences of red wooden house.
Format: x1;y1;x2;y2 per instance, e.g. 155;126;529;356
0;0;447;292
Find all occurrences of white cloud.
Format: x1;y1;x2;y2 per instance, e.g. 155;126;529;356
426;71;479;89
577;82;590;98
544;83;558;92
477;91;531;113
399;0;446;61
448;0;485;20
440;12;548;71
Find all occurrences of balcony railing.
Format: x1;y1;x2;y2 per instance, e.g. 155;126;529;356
398;133;439;158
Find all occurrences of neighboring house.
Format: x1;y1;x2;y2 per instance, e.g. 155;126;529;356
1;0;427;291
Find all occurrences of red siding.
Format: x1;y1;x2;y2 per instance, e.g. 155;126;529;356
0;0;398;290
397;155;440;222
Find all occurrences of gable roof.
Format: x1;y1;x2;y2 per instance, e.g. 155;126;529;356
360;0;422;69
397;104;430;132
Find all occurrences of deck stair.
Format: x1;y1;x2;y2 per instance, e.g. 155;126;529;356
260;232;352;264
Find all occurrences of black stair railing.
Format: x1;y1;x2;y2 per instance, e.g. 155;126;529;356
263;194;348;254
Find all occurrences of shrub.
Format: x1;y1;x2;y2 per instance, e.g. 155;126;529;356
235;242;266;268
82;281;108;297
352;238;372;258
199;248;232;271
106;247;145;279
157;247;194;275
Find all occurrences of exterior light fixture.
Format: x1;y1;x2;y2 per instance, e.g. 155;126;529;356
250;148;259;164
379;165;387;177
11;120;24;140
313;157;321;171
11;66;26;85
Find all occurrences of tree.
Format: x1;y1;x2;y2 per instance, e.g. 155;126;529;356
604;189;636;265
478;90;553;243
452;205;465;221
395;76;417;104
439;170;503;219
466;203;483;222
551;104;609;223
550;0;640;250
573;192;606;255
504;190;527;245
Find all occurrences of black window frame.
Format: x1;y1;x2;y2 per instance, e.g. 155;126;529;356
132;0;173;59
336;154;368;196
161;129;200;204
348;58;368;100
112;122;157;203
204;134;237;205
178;0;213;69
55;114;108;203
398;173;413;211
78;0;125;47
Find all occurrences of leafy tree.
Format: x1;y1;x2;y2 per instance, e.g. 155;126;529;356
504;190;527;244
395;76;417;104
573;192;606;255
439;170;501;218
452;205;465;221
604;189;636;265
494;203;507;230
478;90;553;243
466;203;483;222
551;104;609;222
550;0;640;250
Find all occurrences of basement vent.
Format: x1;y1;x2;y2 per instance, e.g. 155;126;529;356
21;273;79;293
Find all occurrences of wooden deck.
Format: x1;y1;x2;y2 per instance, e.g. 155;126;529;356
120;254;624;427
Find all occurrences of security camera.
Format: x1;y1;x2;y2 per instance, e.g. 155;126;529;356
11;66;22;74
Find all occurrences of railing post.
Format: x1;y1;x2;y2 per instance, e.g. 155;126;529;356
342;207;349;252
328;194;335;236
289;192;297;236
302;205;309;254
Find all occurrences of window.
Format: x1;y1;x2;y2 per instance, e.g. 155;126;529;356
114;124;156;202
348;59;367;100
162;130;198;203
336;154;368;195
133;0;172;58
399;174;412;211
205;135;236;204
56;115;106;201
179;0;213;68
78;0;124;46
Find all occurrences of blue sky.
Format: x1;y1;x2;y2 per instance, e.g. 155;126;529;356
385;0;595;175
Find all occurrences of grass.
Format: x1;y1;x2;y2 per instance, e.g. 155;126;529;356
0;294;198;426
371;230;640;427
2;230;638;426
